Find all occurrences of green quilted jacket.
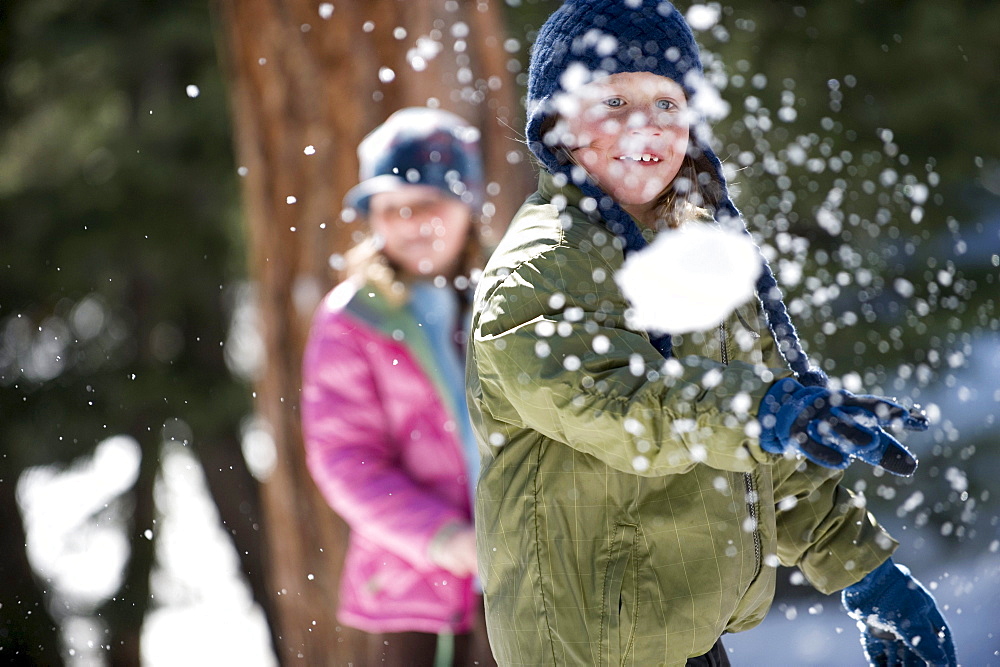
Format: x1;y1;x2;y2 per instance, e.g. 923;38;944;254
467;172;897;666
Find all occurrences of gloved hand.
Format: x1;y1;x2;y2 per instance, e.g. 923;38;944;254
757;377;926;476
842;558;957;666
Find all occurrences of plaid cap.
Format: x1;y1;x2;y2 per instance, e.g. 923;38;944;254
345;107;485;215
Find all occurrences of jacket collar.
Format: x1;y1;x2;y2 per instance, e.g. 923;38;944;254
535;170;714;241
536;170;608;225
343;280;463;425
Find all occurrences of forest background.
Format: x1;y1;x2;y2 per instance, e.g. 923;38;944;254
1;0;998;664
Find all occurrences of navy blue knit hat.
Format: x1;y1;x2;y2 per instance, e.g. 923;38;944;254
527;0;827;386
345;107;484;215
527;0;703;173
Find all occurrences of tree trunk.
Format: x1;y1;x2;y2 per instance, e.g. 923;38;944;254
97;432;158;667
0;456;64;666
212;0;530;662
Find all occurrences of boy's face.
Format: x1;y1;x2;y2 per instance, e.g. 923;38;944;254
368;185;472;279
555;71;691;221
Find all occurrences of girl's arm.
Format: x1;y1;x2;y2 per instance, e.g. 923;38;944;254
301;311;468;571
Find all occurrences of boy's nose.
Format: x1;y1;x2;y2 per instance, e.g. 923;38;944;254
626;111;660;133
629;108;680;134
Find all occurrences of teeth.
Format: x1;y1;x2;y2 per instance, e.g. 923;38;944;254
619;154;661;162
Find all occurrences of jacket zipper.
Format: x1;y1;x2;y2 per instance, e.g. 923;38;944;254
720;321;763;580
719;322;729;365
743;472;762;580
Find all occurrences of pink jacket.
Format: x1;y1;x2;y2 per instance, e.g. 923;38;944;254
300;280;477;634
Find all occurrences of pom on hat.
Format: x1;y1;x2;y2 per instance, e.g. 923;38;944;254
345;107;484;214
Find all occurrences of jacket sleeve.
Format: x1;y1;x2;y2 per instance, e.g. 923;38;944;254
471;236;788;476
301;309;468;571
769;447;898;594
749;309;897;592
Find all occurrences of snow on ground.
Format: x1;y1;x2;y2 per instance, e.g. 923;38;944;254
19;441;277;666
140;444;277;666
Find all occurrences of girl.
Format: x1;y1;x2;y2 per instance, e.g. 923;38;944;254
301;107;494;666
466;2;955;665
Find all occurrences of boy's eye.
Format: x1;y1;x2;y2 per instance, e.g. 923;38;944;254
603;97;625;108
656;99;675;110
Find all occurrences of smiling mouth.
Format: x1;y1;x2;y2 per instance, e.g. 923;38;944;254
616;153;662;163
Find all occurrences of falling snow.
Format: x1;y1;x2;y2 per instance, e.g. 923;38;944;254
5;1;998;664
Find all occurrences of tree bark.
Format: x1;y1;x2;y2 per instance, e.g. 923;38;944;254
0;455;64;666
212;0;530;662
97;431;158;667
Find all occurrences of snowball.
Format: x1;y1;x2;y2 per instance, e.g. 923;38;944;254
899;491;925;514
908;183;929;204
893;277;915;298
615;225;761;334
631;455;650;472
559;62;594;94
624;418;645;436
407;36;443;72
944;467;968;493
685;4;721;31
685;72;731;121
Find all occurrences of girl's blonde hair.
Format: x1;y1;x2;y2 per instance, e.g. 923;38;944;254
342;218;485;306
648;153;704;229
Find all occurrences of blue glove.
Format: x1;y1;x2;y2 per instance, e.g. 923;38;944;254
757;377;926;476
842;559;957;666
